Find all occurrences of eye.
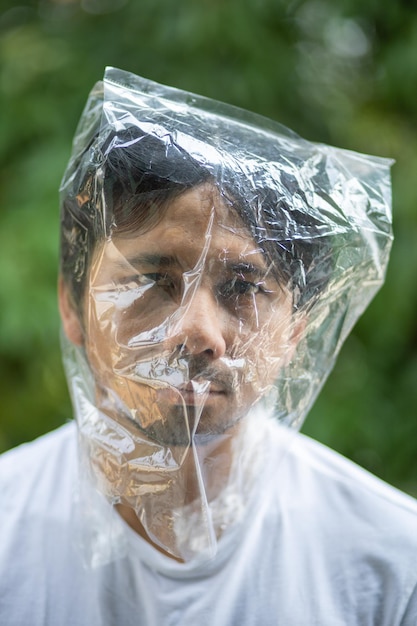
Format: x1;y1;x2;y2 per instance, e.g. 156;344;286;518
143;273;176;291
218;277;263;299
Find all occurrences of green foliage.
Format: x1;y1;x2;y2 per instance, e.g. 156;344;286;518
0;0;416;495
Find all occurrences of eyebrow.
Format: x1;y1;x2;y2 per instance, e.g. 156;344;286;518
118;253;272;281
117;253;177;270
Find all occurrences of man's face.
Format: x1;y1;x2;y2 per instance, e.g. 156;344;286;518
82;184;298;448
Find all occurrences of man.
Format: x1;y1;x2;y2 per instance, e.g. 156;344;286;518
1;67;416;624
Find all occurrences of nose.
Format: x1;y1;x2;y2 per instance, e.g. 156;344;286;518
169;287;227;359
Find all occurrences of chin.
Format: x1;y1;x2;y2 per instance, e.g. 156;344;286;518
132;400;244;449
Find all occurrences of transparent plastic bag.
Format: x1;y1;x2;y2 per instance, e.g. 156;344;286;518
59;67;393;563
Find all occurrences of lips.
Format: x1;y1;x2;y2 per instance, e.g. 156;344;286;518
154;378;228;408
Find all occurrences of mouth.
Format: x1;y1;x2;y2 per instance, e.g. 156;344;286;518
151;378;229;408
175;380;228;402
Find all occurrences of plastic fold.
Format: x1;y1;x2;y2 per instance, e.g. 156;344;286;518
59;67;393;563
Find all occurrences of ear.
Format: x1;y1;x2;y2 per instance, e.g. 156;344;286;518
58;275;84;346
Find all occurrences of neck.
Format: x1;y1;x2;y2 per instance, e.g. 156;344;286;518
115;424;241;561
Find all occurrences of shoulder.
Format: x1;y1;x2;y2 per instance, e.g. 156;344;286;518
287;431;417;521
259;427;417;623
0;422;78;517
0;423;100;625
273;430;417;553
0;421;77;472
0;421;76;465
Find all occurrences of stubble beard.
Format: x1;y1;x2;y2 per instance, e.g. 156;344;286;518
125;391;247;448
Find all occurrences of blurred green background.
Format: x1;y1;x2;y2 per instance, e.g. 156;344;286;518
0;0;416;496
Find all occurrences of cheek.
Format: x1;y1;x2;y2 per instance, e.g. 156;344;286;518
85;293;165;372
114;290;180;344
248;313;297;386
85;298;113;373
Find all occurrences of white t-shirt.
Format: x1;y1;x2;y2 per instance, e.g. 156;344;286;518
1;421;416;625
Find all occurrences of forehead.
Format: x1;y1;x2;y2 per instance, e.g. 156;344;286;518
94;184;268;274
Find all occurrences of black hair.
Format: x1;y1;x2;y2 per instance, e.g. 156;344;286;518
60;126;332;312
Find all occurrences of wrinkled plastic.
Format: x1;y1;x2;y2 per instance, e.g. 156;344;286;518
59;67;393;563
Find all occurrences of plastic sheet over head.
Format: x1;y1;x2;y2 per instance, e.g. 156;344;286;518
59;67;393;564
